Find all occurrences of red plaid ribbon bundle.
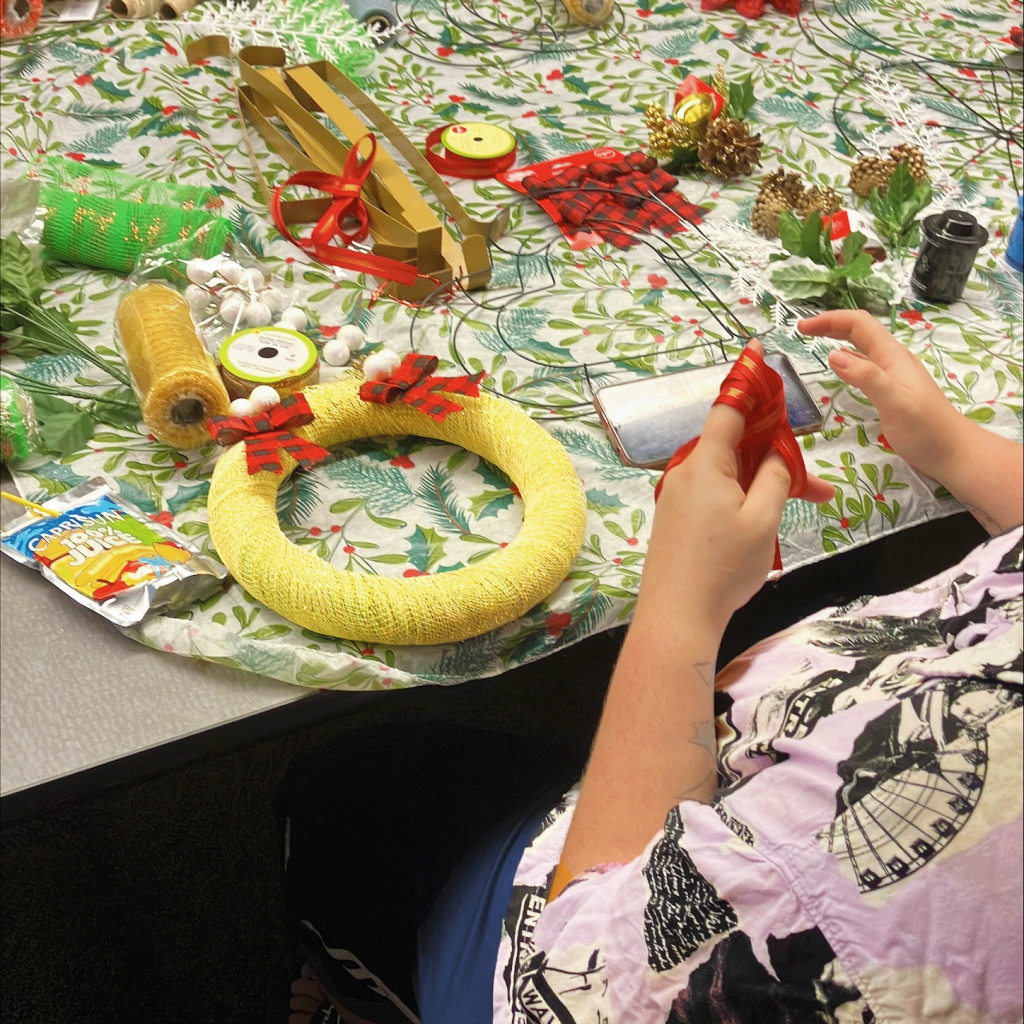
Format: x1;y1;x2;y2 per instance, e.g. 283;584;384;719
359;353;484;422
207;394;332;476
654;345;808;572
519;151;705;249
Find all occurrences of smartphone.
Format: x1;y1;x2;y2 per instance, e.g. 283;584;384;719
593;352;823;470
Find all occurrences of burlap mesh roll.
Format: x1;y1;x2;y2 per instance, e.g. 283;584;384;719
116;284;230;450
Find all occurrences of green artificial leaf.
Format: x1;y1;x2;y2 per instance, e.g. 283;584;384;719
726;75;756;119
38;407;94;457
886;159;915;206
841;230;868;267
867;184;892;224
840;252;875;280
766;256;834;299
0;234;46;308
777;208;804;256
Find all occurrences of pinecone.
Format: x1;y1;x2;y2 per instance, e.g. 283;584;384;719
760;169;805;206
889;143;929;184
849;155;896;198
751;191;787;238
698;117;763;177
796;184;843;218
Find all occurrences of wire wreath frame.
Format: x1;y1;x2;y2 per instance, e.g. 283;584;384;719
206;371;587;644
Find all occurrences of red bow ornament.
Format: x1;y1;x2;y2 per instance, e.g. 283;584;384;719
271;133;418;286
207;393;332;475
701;0;798;18
654;345;809;571
359;353;485;422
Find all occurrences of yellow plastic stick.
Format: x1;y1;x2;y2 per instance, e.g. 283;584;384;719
0;491;58;516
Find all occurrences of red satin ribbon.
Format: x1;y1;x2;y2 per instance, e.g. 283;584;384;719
654;345;809;572
424;126;517;179
271;133;418;286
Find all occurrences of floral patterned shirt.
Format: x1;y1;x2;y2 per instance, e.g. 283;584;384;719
495;527;1024;1024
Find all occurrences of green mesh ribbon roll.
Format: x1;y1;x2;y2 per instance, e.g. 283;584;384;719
41;156;223;213
40;190;232;274
0;375;40;464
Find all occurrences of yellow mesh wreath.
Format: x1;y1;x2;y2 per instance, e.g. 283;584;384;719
207;373;586;645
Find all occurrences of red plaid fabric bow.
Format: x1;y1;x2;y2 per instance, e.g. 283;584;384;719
654;345;808;572
520;150;706;250
359;353;485;422
270;134;419;287
207;393;332;476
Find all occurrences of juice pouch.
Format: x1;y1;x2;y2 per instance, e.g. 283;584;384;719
1;478;227;627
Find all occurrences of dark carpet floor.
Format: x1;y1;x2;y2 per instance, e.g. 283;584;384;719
1;512;988;1024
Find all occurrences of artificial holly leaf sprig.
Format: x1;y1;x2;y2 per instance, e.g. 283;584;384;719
726;75;756;120
767;209;898;311
867;160;933;257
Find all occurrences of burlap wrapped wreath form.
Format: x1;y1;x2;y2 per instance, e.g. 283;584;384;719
207;374;587;645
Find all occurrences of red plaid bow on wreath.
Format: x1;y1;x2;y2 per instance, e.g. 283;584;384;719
207;394;333;475
519;151;706;249
360;353;485;422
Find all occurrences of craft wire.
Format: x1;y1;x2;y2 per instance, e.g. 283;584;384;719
399;0;626;70
400;187;821;419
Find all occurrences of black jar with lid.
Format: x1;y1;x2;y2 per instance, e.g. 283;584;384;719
911;210;989;304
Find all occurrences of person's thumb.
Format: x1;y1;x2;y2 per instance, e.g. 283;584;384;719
829;348;896;407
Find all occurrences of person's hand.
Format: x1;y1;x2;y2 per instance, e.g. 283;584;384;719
641;353;833;634
800;310;968;483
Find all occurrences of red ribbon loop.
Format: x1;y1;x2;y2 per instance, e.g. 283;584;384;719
207;393;332;475
359;353;485;422
654;345;809;572
270;133;419;286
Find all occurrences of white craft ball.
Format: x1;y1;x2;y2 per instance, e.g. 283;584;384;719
362;348;402;382
260;287;285;314
217;260;245;285
218;294;247;324
236;268;266;294
322;338;351;366
184;283;213;311
277;306;308;331
185;258;214;287
337;324;365;350
249;385;282;412
241;300;273;328
229;398;256;417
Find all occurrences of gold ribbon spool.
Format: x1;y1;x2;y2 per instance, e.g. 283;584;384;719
218;327;320;401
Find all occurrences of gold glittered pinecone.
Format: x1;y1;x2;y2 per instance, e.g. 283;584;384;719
751;191;788;238
889;143;929;184
698;117;763;177
760;169;805;206
849;154;897;198
645;102;688;158
796;184;843;218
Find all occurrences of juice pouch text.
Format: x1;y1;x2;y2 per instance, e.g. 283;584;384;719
1;478;227;626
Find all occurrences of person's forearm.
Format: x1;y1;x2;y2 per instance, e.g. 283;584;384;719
557;600;722;880
939;424;1024;534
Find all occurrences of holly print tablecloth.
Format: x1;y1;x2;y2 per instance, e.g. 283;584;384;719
1;0;1021;689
